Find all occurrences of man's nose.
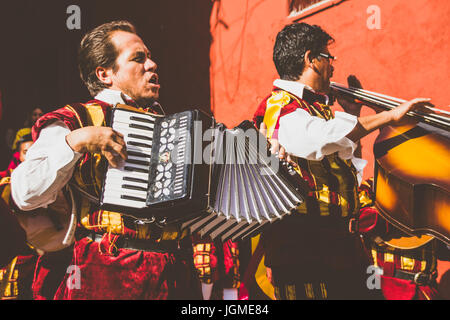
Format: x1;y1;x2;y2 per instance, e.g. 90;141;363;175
145;58;157;72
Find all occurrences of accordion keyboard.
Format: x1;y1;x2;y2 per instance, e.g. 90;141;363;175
102;109;156;209
101;107;196;214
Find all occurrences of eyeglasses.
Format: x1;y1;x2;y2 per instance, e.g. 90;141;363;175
319;52;336;64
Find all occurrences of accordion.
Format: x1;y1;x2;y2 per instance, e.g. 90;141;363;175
100;104;307;241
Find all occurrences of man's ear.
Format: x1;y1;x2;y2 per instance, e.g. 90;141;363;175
95;66;113;86
304;50;315;67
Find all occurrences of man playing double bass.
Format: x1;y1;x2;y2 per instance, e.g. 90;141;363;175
253;22;433;299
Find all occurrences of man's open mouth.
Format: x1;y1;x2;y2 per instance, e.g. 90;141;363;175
149;74;159;84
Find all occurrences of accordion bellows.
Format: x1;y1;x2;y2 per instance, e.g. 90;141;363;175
100;105;306;242
184;122;304;242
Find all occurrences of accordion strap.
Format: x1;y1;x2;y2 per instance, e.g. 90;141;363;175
69;182;99;204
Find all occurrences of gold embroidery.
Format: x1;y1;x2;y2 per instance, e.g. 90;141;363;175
286;284;296;300
64;105;85;128
371;249;378;267
1;180;11;205
400;257;415;271
421;260;427;272
0;257;18;299
86;104;106;126
320;282;328;299
384;253;394;263
100;211;124;235
304;283;315;299
263;91;291;139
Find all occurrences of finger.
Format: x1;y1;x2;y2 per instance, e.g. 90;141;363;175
269;139;280;155
112;129;124;140
278;146;286;160
286;154;298;167
409;98;432;107
259;122;267;137
103;150;121;168
109;141;128;160
112;131;126;146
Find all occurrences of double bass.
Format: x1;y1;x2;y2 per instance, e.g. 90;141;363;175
331;82;450;249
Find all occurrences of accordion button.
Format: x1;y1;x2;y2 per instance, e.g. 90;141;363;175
155;182;163;188
156;173;164;181
164;171;172;179
165;163;173;170
169;128;176;134
161;129;168;136
154;190;162;198
168;135;175;142
157;165;164;172
160;137;167;144
163;188;170;196
168;143;174;151
162;121;168;128
164;180;171;187
170;119;177;126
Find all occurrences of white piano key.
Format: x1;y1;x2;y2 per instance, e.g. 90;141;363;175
114;110;156;122
104;186;148;199
102;195;147;209
126;155;150;166
105;176;148;190
113;122;154;135
123;161;150;171
107;167;149;181
114;111;155;123
113;119;155;131
125;144;152;155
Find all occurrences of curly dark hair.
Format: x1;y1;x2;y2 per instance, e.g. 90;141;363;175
273;22;334;80
78;20;137;97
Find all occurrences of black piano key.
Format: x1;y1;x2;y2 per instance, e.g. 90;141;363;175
128;133;153;141
129;123;152;131
127;151;151;159
124;166;149;174
130;115;154;124
121;194;147;202
123;176;149;184
127;141;152;149
122;184;148;192
126;158;150;167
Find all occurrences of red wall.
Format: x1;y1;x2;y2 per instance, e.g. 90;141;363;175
209;0;450;292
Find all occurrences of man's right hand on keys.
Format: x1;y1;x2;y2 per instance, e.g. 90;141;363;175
66;126;127;168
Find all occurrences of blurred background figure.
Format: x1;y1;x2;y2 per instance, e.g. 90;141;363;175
1;134;33;179
0;133;37;300
9;107;43;151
